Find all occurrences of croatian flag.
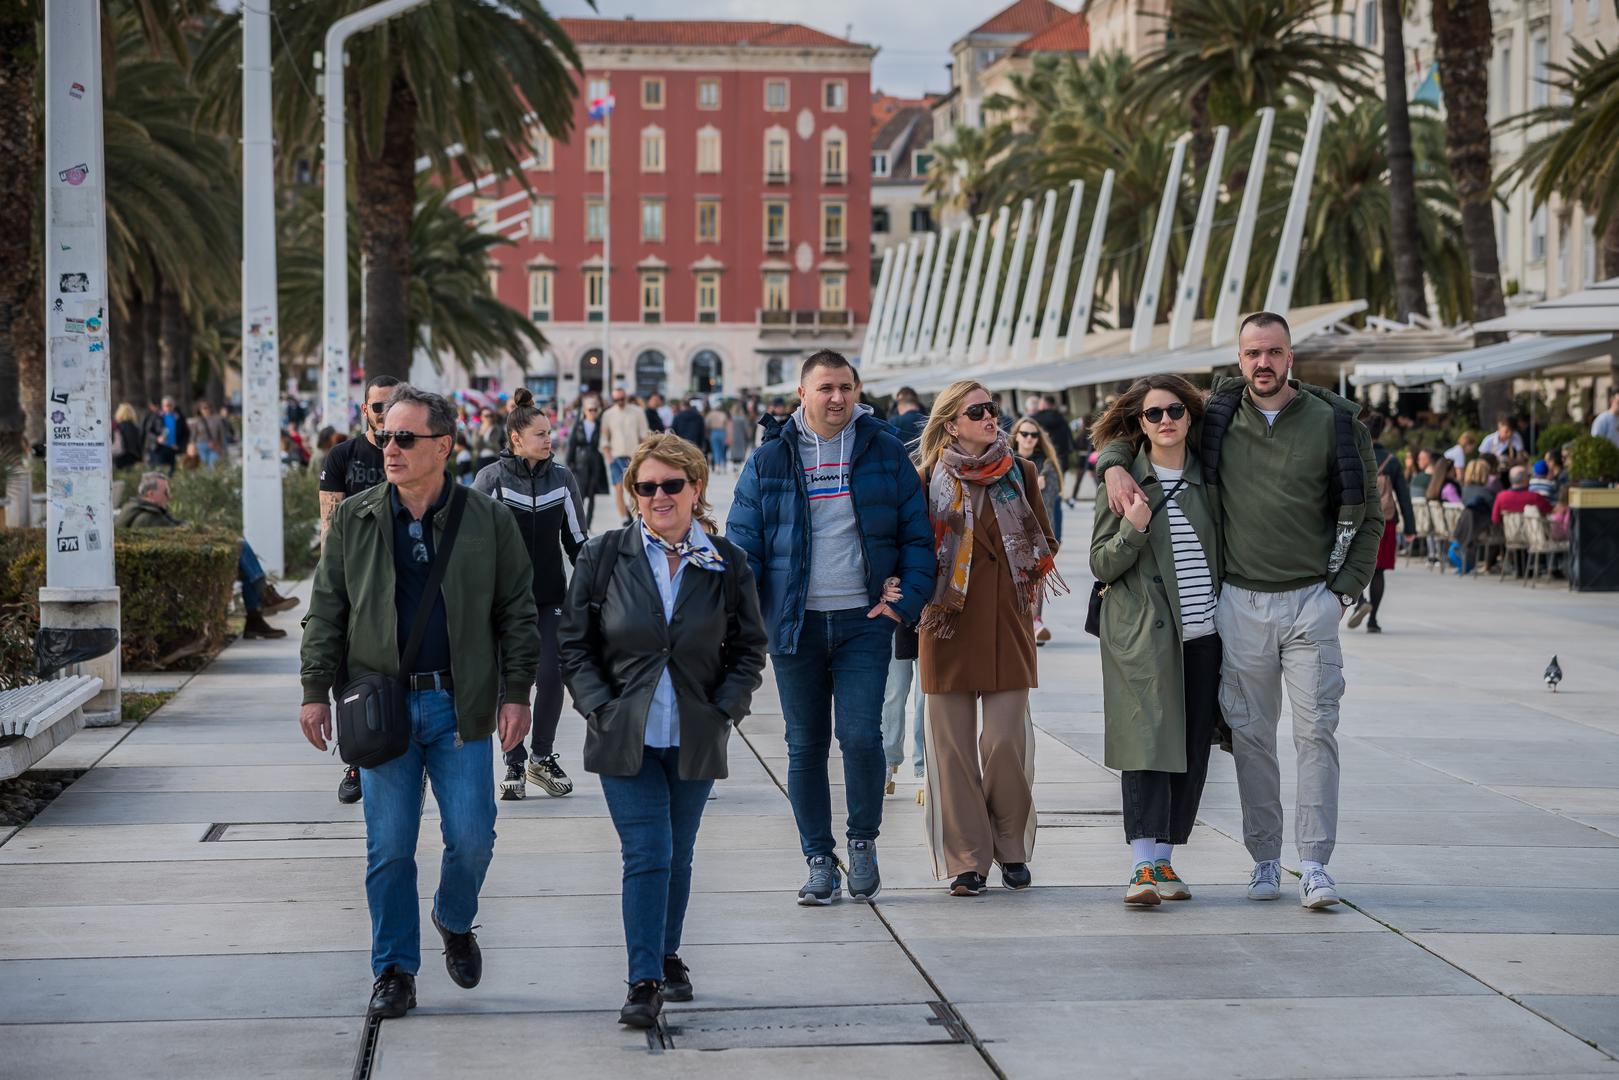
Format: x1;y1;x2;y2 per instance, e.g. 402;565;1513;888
587;93;615;120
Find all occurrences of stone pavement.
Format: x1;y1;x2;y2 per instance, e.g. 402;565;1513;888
2;472;1617;1079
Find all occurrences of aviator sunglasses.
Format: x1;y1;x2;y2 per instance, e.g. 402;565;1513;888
632;478;689;498
377;430;449;449
1141;403;1188;424
961;401;1001;422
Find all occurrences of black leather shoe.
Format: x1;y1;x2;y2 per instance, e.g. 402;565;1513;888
337;766;362;805
619;979;663;1028
368;967;416;1018
661;954;693;1002
1001;863;1033;890
431;912;482;989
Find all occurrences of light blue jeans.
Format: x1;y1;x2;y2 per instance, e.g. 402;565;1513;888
360;689;496;976
881;655;926;776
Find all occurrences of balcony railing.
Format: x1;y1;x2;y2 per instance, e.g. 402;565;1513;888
822;237;846;254
824;170;846;185
764;236;788;253
765;170;789;185
756;308;853;335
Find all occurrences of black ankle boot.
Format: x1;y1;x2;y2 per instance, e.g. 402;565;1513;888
431;912;482;989
661;954;693;1002
368;967;416;1018
619;979;663;1028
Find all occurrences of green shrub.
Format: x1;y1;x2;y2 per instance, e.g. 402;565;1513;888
113;464;321;578
1537;423;1583;457
0;527;238;671
1568;435;1619;483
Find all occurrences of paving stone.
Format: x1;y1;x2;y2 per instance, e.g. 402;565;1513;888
1518;995;1619;1058
0;1018;357;1080
1406;934;1619;996
1349;885;1619;935
1327;845;1619;889
1490;786;1619;815
1194;806;1619;848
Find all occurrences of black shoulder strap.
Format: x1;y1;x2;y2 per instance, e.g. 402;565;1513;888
589;530;622;613
1200;388;1242;485
399;483;467;677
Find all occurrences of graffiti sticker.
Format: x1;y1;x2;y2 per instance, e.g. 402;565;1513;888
58;163;89;186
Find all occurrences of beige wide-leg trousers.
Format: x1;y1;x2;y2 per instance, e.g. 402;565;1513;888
922;690;1037;879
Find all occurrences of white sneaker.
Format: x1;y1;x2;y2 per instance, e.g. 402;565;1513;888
1247;859;1282;901
1301;867;1341;909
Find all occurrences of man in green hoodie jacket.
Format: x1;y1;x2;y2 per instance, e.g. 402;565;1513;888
1097;312;1383;911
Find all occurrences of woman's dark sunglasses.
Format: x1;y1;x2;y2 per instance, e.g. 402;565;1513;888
1014;428;1040;439
632;478;688;498
962;402;1001;421
378;430;449;449
1142;403;1188;424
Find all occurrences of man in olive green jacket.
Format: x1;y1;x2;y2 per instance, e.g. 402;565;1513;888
297;385;540;1019
1098;312;1383;912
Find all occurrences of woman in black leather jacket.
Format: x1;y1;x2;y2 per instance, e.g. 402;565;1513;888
559;433;767;1030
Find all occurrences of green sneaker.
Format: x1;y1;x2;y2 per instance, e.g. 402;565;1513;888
1153;860;1192;901
1125;862;1161;906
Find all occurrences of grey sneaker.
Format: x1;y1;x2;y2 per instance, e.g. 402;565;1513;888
1248;859;1283;901
797;855;841;906
1301;867;1342;909
525;754;574;797
846;839;881;901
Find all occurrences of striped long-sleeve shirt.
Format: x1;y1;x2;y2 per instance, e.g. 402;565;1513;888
1153;465;1215;640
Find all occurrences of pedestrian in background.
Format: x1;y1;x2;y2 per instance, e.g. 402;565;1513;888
728;402;751;470
726;350;934;905
917;380;1063;897
671;397;707;449
299;385;540;1019
112;403;144;470
704;399;730;472
474;387;588;802
194;400;228;467
567;396;610;529
1011;416;1063;645
601;388;652;527
1089;376;1221;906
887;386;929;450
560;433;767;1029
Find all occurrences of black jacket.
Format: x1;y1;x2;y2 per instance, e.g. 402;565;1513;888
566;416;609;495
1032;407;1075;465
472;450;587;607
671;407;706;448
558;527;768;781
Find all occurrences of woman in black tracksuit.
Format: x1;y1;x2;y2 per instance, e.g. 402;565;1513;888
474;387;589;799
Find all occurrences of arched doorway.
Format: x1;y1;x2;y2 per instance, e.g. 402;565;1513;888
635;350;667;399
765;357;787;387
689;349;723;395
578;348;604;396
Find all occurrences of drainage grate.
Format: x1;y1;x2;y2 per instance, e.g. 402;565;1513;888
1037;809;1123;828
662;1003;966;1051
201;822;366;842
350;1014;384;1080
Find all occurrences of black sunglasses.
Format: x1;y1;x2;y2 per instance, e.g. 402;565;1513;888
1014;428;1040;439
406;520;429;564
632;478;688;498
1142;403;1188;424
368;402;387;414
378;430;449;449
962;401;1001;422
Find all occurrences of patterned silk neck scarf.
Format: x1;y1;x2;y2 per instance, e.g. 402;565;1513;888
641;522;727;573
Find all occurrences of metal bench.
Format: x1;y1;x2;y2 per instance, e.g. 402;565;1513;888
0;675;103;780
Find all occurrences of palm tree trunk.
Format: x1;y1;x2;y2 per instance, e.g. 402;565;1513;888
1383;0;1429;321
159;287;184;404
142;281;163;407
109;298;132;408
1604;214;1619;388
0;11;38;455
1432;0;1507;337
353;67;418;384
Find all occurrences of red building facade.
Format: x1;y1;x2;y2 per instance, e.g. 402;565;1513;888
447;19;875;400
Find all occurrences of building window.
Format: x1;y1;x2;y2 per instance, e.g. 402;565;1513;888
585;125;608;172
820;271;846;311
764;200;789;252
642;77;665;109
822;201;846;253
585;269;604;322
488;265;502;297
762;271;790;312
871;152;890;178
696;126;721;173
472;196;499;233
1585;214;1597;284
1496;37;1513;119
822;130;846;183
696;272;720;323
765;78;788;111
635;350;667;398
530;197;553;241
913;151;936;179
585;198;605;242
528;268;553;322
872;206;891;234
641;271;664;323
696;199;720;243
689;349;723;394
531;128;554;171
1589;0;1599;24
641;126;665;173
823;79;847;111
765;129;789;182
697;77;720;109
1558;215;1571;291
1531;204;1547;263
587;77;610;104
1531;32;1549;108
1363;0;1377;45
910;206;933;234
641;199;665;242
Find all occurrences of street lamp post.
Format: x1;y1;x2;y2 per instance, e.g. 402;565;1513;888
321;0;432;429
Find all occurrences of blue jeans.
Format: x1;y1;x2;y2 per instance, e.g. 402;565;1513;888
238;540;264;612
708;430;727;467
772;607;894;859
199;444;221;467
599;746;714;983
360;690;496;977
881;655;926;775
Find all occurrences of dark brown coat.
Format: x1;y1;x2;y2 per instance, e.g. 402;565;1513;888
919;458;1058;695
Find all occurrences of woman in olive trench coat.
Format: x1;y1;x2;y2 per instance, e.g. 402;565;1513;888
1089;375;1223;906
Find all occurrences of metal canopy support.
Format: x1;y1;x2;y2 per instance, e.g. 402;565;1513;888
916;226;953;358
901;231;939;357
861;246;896;363
932;220;972;355
1066;169;1114;357
1131;135;1188;354
1038;181;1084;362
969;206;1010;364
1168;125;1230;350
988;199;1033;364
1265;95;1326;318
882;239;920;358
1212;107;1275;347
950;213;992;359
1012;189;1058;365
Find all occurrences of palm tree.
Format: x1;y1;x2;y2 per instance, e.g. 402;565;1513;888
923;122;1013;219
276;186;545;377
194;1;582;384
1129;0;1376;173
1381;0;1430;321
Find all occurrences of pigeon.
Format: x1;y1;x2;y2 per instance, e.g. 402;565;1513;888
1544;655;1562;692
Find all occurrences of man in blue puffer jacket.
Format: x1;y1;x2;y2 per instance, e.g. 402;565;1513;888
727;350;935;906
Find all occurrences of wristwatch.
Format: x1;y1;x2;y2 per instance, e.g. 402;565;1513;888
1337;593;1357;608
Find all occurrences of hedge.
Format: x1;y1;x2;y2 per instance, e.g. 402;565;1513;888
109;465;322;578
1537;423;1583;456
0;526;239;674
